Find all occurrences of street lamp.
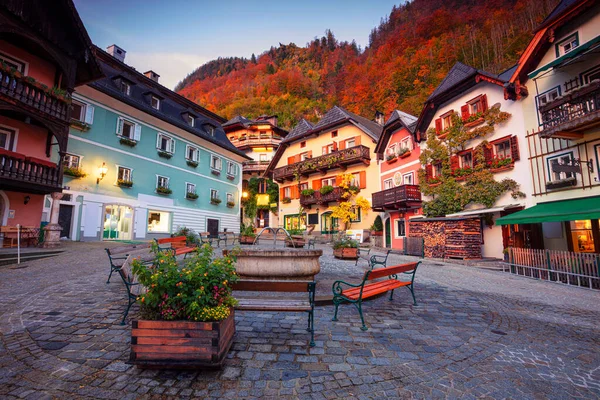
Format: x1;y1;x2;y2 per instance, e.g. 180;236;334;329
97;162;108;184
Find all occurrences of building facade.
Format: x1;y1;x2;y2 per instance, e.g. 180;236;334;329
497;0;600;253
267;106;382;240
0;0;101;246
372;110;423;250
223;115;287;228
55;45;248;242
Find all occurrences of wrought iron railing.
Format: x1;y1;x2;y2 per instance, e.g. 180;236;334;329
0;150;61;190
372;185;421;210
0;69;71;122
540;80;600;136
273;145;370;181
242;160;271;172
300;187;345;206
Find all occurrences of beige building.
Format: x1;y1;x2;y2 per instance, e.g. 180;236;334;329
266;106;383;240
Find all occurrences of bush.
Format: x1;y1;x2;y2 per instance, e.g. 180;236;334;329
371;215;383;232
320;185;334;195
332;233;358;249
301;188;315;196
173;226;198;244
240;223;256;238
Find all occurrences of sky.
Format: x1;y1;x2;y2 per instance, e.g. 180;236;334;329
73;0;401;90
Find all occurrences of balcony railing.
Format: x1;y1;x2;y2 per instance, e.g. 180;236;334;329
273;145;371;182
372;185;422;211
0;68;71;123
300;187;345;207
0;149;61;193
540;80;600;138
242;160;271;173
231;137;282;149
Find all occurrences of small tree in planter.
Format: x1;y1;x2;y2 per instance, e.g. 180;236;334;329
332;233;359;259
330;173;371;232
370;215;383;236
240;223;256;244
130;244;238;367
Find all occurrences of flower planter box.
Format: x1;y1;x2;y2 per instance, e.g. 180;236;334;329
187;160;199;168
119;137;137;147
545;177;577;190
333;248;359;260
464;117;484;128
70;119;90;132
129;311;235;369
240;236;255;245
398;151;411;159
227;174;235;181
386;157;398;164
211;169;221;176
490;164;515;173
371;231;383;237
158;151;173;159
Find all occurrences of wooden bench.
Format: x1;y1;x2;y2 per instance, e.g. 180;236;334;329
332;262;421;331
285;235;306;248
115;255;147;325
155;236;197;257
105;243;151;283
1;225;39;247
217;231;239;247
233;279;316;347
199;232;213;246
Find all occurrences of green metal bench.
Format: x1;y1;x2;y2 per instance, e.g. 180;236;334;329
332;261;421;331
105;244;150;284
369;249;392;269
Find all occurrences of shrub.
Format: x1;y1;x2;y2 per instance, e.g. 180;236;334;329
301;188;315;196
332;233;359;249
63;166;86;178
173;226;198;244
371;215;383;232
320;185;334;195
240;223;256;238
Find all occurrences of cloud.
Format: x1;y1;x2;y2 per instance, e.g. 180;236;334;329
126;52;209;90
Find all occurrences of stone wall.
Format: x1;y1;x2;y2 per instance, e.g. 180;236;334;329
409;217;482;259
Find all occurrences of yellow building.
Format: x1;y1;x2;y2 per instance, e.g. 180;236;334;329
266;106;383;240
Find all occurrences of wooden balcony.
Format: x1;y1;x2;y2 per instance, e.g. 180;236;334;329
539;80;600;139
273;145;371;182
0;67;71;123
231;137;282;150
300;187;345;207
371;185;422;211
0;149;62;194
242;160;271;173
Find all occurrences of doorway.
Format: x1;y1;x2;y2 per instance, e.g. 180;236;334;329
103;205;133;240
321;212;338;234
58;204;73;238
207;218;219;237
385;217;391;248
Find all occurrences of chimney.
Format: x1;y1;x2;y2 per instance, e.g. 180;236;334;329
374;110;385;126
144;70;160;83
107;44;126;63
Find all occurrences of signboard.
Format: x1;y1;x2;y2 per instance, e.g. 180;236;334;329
346;229;364;243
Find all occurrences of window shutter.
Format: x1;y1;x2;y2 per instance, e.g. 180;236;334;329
483;145;493;164
312;180;322;190
322;146;327;155
156;133;161;149
287;156;295;165
295;154;301;163
307;150;312;158
170;138;175;153
134;124;142;141
359;171;366;189
84;105;95;124
481;94;488;112
116;117;124;135
510;136;520;161
450;155;459;171
194;148;199;162
332;141;338;151
339;140;346;150
335;175;342;186
435;118;442;134
460;105;469;121
425;165;433;180
354;136;361;146
280;188;285;199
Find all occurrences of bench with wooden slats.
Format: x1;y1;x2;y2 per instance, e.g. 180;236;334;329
232;279;316;346
155;236;197;257
332;261;421;331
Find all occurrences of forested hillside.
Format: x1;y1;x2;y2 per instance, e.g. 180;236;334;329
177;0;559;129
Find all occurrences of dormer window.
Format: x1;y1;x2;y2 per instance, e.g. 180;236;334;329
556;33;579;57
205;124;215;136
151;95;160;110
121;81;131;96
185;114;195;127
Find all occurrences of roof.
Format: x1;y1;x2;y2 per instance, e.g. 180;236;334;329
427;62;504;101
307;106;383;141
537;0;581;31
374;110;418;156
385;110;418;132
284;119;314;142
496;196;600;225
223;115;252;127
89;48;249;160
222;115;289;136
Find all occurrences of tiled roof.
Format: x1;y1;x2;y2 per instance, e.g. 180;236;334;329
223;115;252;127
538;0;580;30
311;106;383;140
283;119;314;143
497;64;518;81
385;110;418;133
427;62;509;101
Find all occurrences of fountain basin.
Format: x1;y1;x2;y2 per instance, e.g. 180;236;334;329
224;249;322;280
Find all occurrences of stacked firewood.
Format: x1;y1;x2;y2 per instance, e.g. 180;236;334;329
408;217;482;259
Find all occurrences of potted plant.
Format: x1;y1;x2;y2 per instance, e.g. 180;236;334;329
398;147;411;158
320;185;334;195
386;153;397;163
488;157;514;172
129;244;238;368
119;137;137;147
210;198;222;205
240;223;256;244
63;166;86;178
370;216;383;236
282;197;291;204
117;179;133;188
157;150;172;159
187;160;199;168
332;233;359;259
301;188;315;196
156;186;172;195
227;201;235;208
186;192;199;200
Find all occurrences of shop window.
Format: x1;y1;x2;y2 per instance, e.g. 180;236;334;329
148;210;170;233
569;220;595;253
396;219;406;238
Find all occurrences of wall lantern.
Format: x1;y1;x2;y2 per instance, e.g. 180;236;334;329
97;162;108;184
241;191;249;201
23;195;30;205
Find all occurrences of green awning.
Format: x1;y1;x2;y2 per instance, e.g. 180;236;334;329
496;196;600;225
528;35;600;79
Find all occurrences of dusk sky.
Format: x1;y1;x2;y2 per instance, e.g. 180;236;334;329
73;0;400;89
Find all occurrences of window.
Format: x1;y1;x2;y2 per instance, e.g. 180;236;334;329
396;219;406;238
323;144;334;155
0;126;15;150
151;95;160;110
147;210;170;233
210;189;219;201
460;152;473;168
156;133;175;153
403;172;414;185
346;138;355;148
322;177;336;187
70;100;94;124
495;140;511;159
581;65;600;85
549;152;575;181
400;137;412;151
284;187;291;198
227;193;234;204
227;161;237;176
384;179;393;189
211;155;222;170
259;153;268;161
569;220;596;253
156;175;169;189
121;81;131;96
556;33;579;57
537;87;560;108
117;166;132;182
350;172;361;187
387;143;398;156
300;141;306;148
0;51;27;73
331;131;338;138
299;182;308;191
63;154;81;169
441;112;454;129
186;182;196;195
205;124;215;136
433;162;443;177
186;145;199;161
186;114;195;127
117;117;139;140
350;206;361;223
300;152;310;161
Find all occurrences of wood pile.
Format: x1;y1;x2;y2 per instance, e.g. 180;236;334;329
408;217;482;259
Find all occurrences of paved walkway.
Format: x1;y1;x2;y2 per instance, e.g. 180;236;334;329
0;242;599;399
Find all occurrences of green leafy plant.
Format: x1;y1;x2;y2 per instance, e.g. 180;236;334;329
332;233;359;249
370;215;383;232
282;197;291;204
320;185;334;195
158;150;172;159
132;244;239;322
386;153;397;161
240;223;256;238
186;192;198;200
464;112;484;124
119;137;137;147
301;188;315;196
173;226;199;245
489;157;513;169
227;201;235;208
63;166;86;178
156;186;172;195
187;160;199;168
117;179;133;187
210;198;222;205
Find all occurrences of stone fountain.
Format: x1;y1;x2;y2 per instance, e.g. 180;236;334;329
223;227;322;280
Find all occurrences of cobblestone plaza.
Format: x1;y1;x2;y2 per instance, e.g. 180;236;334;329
0;242;599;399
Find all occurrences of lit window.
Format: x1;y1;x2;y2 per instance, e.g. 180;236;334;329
63;154;81;169
284;187;291;198
384;179;393;189
151;95;160;110
460;152;473;168
211;155;222;170
147;210;170;233
117;166;132;182
156;175;169;189
186;145;199;161
0;51;26;73
495;140;511;159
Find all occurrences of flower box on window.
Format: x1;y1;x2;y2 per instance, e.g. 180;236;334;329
210;198;222;205
227;201;235;208
545;177;577;190
282;197;291;204
226;173;235;181
186;192;198;200
119;137;137;147
70;119;91;132
157;151;173;159
399;150;411;159
211;169;221;176
63;167;86;178
488;157;514;173
156;186;172;195
117;179;133;188
187;160;198;168
386;154;397;163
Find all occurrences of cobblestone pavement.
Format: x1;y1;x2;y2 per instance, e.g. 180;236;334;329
0;242;599;399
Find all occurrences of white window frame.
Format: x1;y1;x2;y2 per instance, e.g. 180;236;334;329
433;162;443;177
403;172;414;185
283;187;291;198
548;151;576;181
459;152;473;168
117;117;141;141
185;182;196;195
156;175;169;189
227;161;237;176
211;155;222;171
0;125;18;151
582;65;600;85
63;154;82;169
205;124;215;136
150;95;160;110
300;152;310;161
346;138;356;148
0;51;28;74
322;177;336;187
185;145;199;162
494;140;511;159
156;132;175;153
186;114;195;127
210;189;219;201
400;137;412;151
351;173;361;187
387;143;398;156
323;144;334;155
226;193;234;204
383;178;393;189
70;100;94;124
121;81;131;96
259;153;268;161
395;219;406;238
116;165;132;182
557;33;578;56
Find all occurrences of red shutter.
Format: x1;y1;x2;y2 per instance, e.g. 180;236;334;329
354;136;361;146
295;154;301;163
510;136;520;161
450;155;459;171
332;141;338;151
280;188;285;199
335;175;342;187
287;156;295;165
359;171;366;189
307;150;312;158
460;105;470;121
339;140;346;150
425;165;433;181
312;180;322;190
483;145;493;164
481;94;488;112
435;118;442;134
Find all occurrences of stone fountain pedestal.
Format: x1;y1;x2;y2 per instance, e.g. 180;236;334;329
223;249;322;281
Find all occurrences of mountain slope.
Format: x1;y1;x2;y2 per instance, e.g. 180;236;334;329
177;0;558;129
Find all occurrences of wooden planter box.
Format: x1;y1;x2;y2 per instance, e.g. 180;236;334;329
240;236;255;245
490;164;515;173
333;248;359;259
399;151;411;159
285;239;306;248
386;157;398;164
129;311;235;368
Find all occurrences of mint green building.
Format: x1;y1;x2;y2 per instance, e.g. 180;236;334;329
50;45;248;241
